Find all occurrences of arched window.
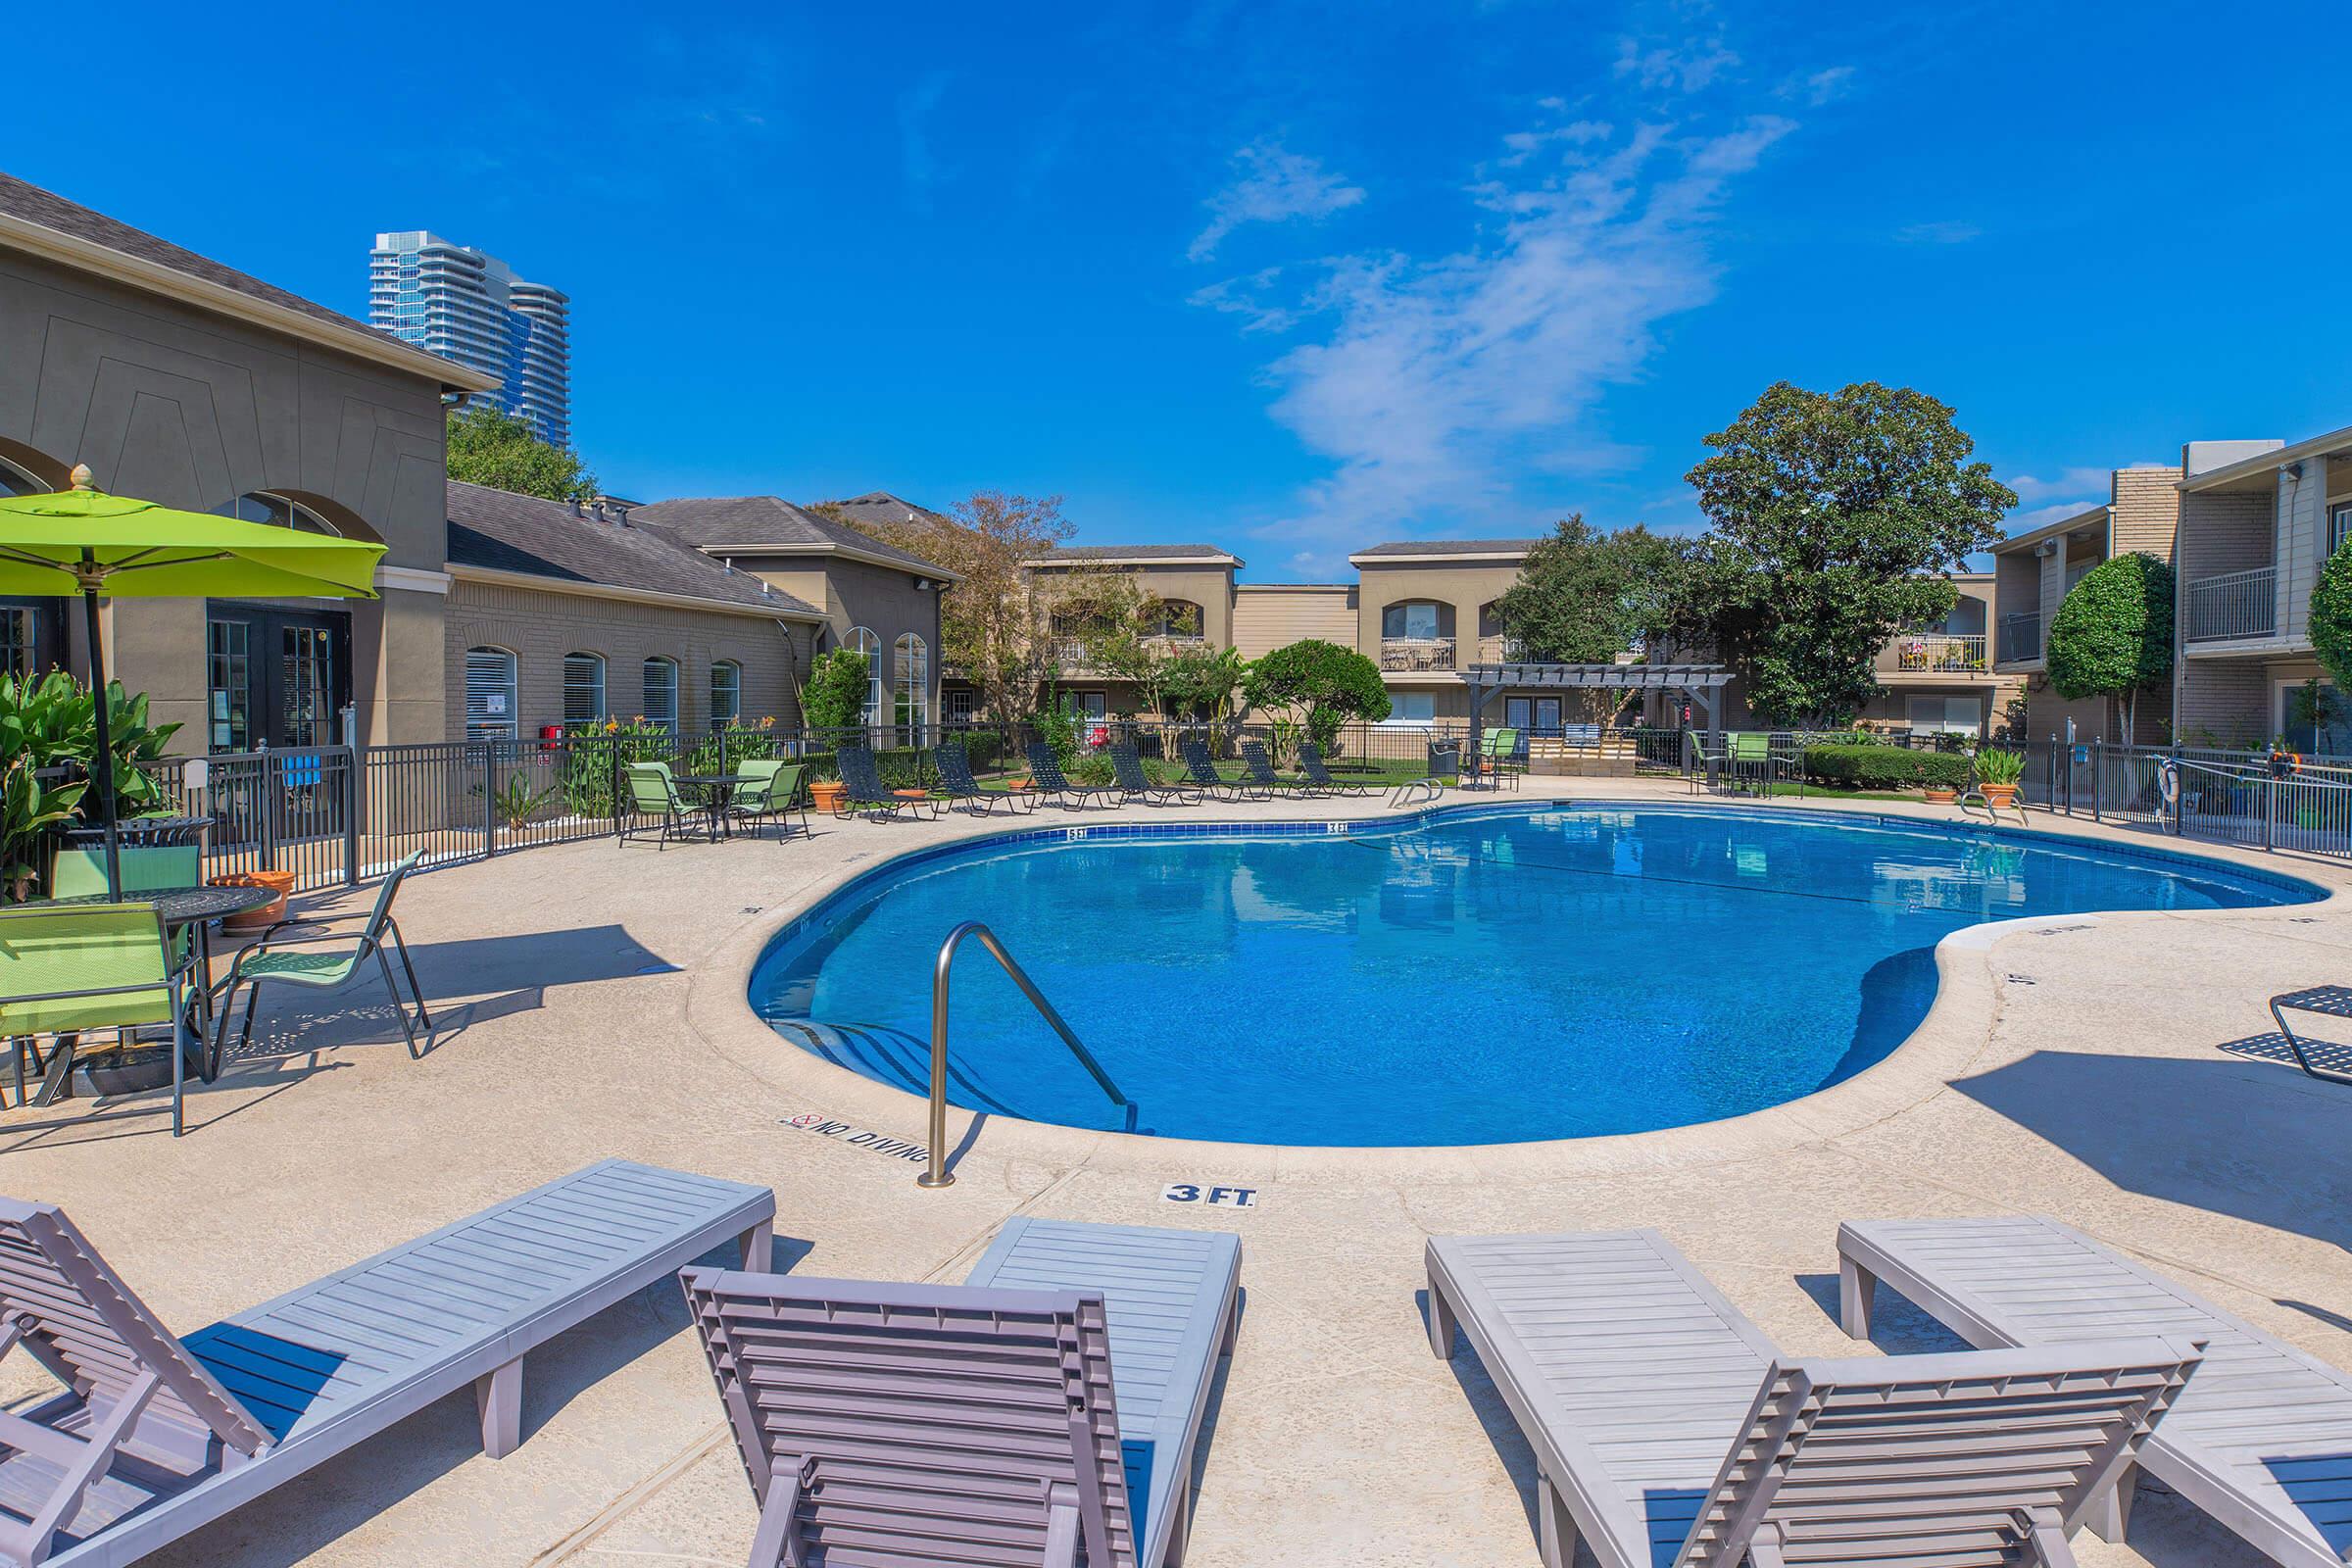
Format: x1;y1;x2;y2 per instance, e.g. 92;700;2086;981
642;657;678;732
465;647;517;740
214;491;340;535
1150;600;1205;641
846;627;883;727
563;653;606;725
894;633;928;742
0;456;44;498
710;661;742;727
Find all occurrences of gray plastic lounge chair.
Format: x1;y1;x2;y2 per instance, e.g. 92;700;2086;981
1107;741;1198;806
1839;1215;2352;1568
833;745;935;820
683;1216;1239;1568
1023;741;1123;810
935;739;1026;814
1176;736;1249;803
0;1159;772;1568
1295;739;1371;797
1427;1227;2198;1568
1237;740;1299;796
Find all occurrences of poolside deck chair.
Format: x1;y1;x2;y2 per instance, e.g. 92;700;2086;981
1729;730;1776;796
935;740;1027;814
210;852;431;1067
620;760;707;848
2258;986;2352;1085
833;745;937;821
1107;741;1198;806
1426;1227;2199;1568
729;760;811;840
1839;1215;2352;1568
0;903;199;1133
684;1216;1239;1568
0;1160;772;1568
1022;741;1123;810
1470;727;1521;791
1296;739;1371;797
1176;736;1250;803
1237;740;1300;797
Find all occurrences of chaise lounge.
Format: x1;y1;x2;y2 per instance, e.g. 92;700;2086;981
1838;1214;2352;1568
0;1159;773;1567
683;1216;1240;1568
1426;1226;2199;1568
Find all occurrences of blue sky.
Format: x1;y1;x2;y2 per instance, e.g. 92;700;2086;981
11;1;2342;577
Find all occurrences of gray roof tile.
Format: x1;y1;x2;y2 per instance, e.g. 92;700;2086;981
446;481;822;617
1349;538;1541;558
630;495;955;577
1029;544;1239;563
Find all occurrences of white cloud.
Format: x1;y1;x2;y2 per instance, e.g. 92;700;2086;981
1497;118;1613;169
1217;114;1790;565
1895;219;1982;245
1188;142;1365;262
1613;34;1740;93
1790;66;1855;106
1188;269;1299;334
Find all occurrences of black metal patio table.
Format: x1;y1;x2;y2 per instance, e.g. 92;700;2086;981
670;774;754;840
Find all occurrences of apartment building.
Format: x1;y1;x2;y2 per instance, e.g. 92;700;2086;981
2171;424;2352;752
1013;544;1243;720
1853;572;2016;737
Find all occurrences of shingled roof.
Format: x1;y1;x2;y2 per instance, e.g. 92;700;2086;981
1026;544;1242;565
446;482;823;618
629;495;957;579
1348;539;1542;560
0;172;492;391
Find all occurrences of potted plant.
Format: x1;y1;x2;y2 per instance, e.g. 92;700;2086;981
1974;745;2025;807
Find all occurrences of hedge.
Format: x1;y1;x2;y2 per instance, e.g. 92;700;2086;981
1800;743;1973;792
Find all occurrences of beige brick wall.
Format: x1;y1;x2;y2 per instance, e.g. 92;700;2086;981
2176;491;2275;579
2109;466;2181;560
1233;586;1356;658
444;579;811;740
2175;660;2271;748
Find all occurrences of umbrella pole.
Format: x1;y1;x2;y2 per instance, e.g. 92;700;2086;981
79;582;122;901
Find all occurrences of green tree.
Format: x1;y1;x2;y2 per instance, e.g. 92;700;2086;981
2310;547;2352;737
2046;552;2176;746
1493;514;1691;684
1683;381;2016;726
1159;644;1248;724
803;647;872;731
445;405;598;501
1242;639;1390;755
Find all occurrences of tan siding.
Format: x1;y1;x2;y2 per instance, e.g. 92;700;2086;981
1233;587;1355;658
444;579;809;740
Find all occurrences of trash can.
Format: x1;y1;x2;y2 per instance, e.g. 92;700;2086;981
1426;740;1460;782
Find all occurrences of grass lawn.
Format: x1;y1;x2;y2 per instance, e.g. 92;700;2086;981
1752;781;1929;803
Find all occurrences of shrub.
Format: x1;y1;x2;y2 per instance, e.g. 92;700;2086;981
803;648;872;731
2045;552;2174;744
1241;639;1389;756
2313;545;2352;697
1800;743;1972;792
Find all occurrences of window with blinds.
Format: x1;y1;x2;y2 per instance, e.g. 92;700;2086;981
465;647;518;739
563;653;606;725
710;661;741;726
643;658;678;732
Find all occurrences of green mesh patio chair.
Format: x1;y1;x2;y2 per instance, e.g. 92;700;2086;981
619;760;706;848
210;852;431;1069
0;901;199;1134
727;758;808;839
1730;730;1775;796
53;843;204;963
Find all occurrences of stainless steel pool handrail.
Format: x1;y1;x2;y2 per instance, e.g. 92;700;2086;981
918;920;1130;1188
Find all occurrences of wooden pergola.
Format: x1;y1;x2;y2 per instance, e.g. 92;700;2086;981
1460;662;1735;755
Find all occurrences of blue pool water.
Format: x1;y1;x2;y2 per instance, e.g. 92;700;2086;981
749;806;2313;1147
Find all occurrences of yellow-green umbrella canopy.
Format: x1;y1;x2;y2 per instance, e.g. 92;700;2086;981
0;466;388;898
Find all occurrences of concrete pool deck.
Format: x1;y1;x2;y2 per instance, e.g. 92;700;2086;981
3;780;2348;1566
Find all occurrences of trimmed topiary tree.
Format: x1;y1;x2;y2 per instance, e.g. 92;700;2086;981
2045;551;2175;745
2311;544;2352;705
1241;638;1390;756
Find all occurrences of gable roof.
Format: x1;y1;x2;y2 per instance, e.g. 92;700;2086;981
1348;538;1540;564
1024;544;1243;567
0;172;495;393
816;491;955;529
445;481;823;620
629;495;959;580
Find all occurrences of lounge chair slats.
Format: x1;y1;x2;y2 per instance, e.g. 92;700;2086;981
1430;1228;2199;1568
1839;1215;2352;1568
966;1216;1241;1566
5;1160;771;1568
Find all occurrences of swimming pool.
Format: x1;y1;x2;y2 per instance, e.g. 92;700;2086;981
748;805;2316;1147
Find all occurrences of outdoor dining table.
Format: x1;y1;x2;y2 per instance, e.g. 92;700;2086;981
11;883;280;1100
670;773;754;839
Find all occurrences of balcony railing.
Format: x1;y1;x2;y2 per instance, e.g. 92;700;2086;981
1048;633;1208;673
1473;636;1529;664
1380;637;1456;672
1884;632;1988;674
1998;612;2042;665
2184;566;2278;644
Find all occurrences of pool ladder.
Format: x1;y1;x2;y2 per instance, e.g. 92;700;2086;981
918;920;1133;1188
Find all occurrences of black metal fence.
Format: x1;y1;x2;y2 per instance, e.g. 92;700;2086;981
2023;738;2352;858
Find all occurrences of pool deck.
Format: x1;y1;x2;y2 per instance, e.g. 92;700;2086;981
4;778;2349;1567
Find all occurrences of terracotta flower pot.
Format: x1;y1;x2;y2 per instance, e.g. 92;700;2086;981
211;869;294;931
1923;787;1958;805
809;780;849;813
1979;783;2019;808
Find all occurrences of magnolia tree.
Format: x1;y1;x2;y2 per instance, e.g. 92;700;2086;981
2045;552;2175;746
1241;639;1389;755
1493;515;1690;723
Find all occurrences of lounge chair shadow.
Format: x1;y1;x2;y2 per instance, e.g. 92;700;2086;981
1418;1289;1547;1544
1947;1050;2352;1253
0;1068;343;1152
218;987;544;1066
1790;1272;1972;1353
2262;1455;2352;1559
2219;1029;2352;1078
142;1230;816;1568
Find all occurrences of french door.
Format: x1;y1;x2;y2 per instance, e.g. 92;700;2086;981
205;606;352;753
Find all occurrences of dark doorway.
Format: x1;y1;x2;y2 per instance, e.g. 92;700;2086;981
206;605;352;753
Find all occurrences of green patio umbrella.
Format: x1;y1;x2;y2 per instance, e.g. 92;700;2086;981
0;466;386;898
